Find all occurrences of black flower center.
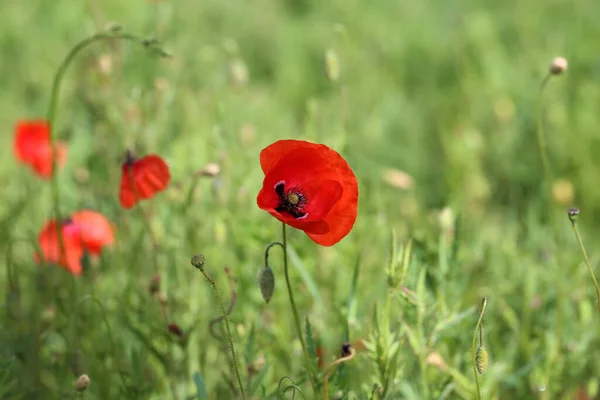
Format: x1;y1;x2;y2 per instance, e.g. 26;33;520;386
274;182;308;219
61;217;73;226
124;150;136;166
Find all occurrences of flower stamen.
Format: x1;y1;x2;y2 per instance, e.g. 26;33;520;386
274;182;308;219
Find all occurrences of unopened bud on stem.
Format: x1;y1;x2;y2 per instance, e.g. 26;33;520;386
549;57;568;75
75;374;90;391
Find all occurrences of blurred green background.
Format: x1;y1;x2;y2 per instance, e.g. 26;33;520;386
2;0;600;398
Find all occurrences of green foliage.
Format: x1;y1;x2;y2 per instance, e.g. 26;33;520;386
2;0;600;398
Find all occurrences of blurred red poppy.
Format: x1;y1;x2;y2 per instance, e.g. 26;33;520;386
119;151;171;209
14;120;67;178
71;210;115;255
257;140;358;246
35;220;84;275
35;211;115;275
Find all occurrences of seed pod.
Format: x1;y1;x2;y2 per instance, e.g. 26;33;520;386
191;254;206;270
475;345;489;375
75;374;90;391
549;56;568;75
258;265;275;304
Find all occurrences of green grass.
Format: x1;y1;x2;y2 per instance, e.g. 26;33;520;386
2;0;600;398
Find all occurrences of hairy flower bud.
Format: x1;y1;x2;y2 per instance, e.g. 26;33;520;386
191;254;206;270
258;265;275;303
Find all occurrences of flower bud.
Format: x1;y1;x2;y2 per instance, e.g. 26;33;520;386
475;345;489;375
568;207;580;223
340;342;353;357
191;254;206;270
168;323;184;338
75;374;90;391
549;56;568;75
258;266;275;303
149;274;161;295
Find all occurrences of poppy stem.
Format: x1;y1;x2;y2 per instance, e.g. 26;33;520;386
281;222;319;395
44;28;170;273
472;297;487;400
192;258;246;399
568;211;600;313
323;347;356;400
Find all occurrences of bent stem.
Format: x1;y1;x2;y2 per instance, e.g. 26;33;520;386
45;29;169;266
78;295;128;391
281;222;318;394
199;267;246;399
535;74;552;191
569;219;600;313
472;297;487;400
323;347;356;400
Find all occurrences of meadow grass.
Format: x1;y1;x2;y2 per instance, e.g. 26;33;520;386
2;0;600;398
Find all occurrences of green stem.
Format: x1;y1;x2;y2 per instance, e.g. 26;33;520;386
472;297;487;400
570;221;600;313
42;28;169;396
200;269;246;399
281;222;318;395
323;348;356;400
45;29;169;262
78;295;128;391
535;74;552;190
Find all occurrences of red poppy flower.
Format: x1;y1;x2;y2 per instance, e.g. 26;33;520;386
14;120;68;178
257;140;358;246
35;211;115;275
35;220;85;275
119;151;171;209
71;210;115;255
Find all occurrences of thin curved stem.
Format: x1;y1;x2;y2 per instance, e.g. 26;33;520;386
472;297;487;400
264;241;284;267
200;268;246;399
281;222;318;395
323;347;356;400
570;221;600;313
45;29;169;266
209;267;237;341
535;74;552;190
78;295;128;390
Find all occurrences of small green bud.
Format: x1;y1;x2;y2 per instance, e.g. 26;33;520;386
191;254;206;270
258;266;275;303
475;345;489;375
568;207;580;223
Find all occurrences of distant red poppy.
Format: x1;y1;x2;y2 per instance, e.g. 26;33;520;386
14;120;67;179
35;210;115;275
71;210;115;255
119;151;171;209
257;140;358;246
36;220;85;275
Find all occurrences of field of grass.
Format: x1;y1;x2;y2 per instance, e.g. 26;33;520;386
2;0;600;399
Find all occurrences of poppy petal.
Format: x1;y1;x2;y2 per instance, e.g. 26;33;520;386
119;155;170;208
259;140;319;175
307;165;358;246
30;141;68;178
36;220;84;275
14;120;68;179
71;210;115;255
14;120;49;163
